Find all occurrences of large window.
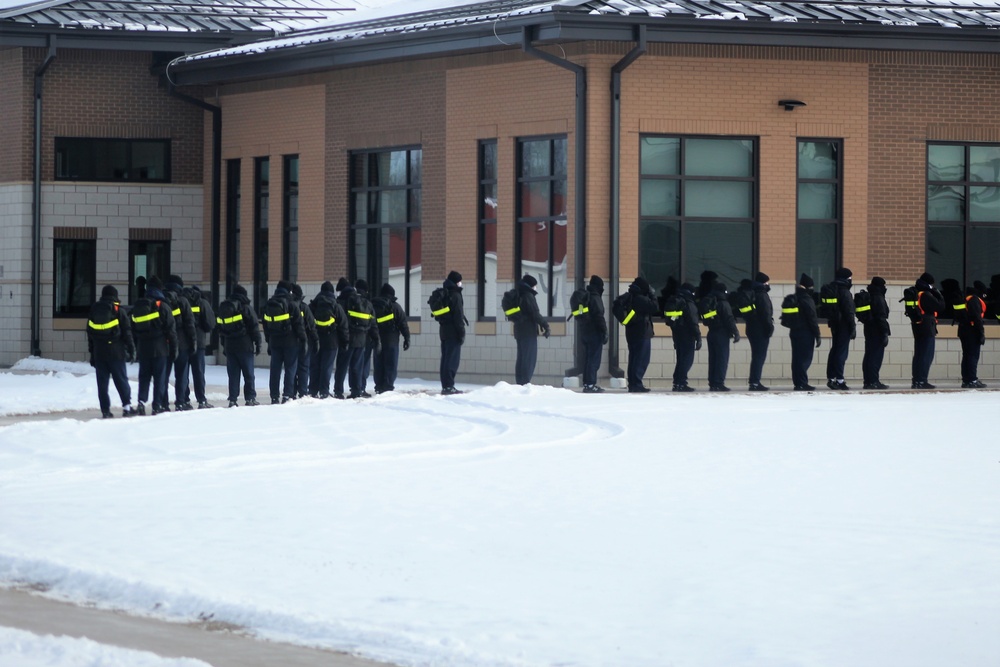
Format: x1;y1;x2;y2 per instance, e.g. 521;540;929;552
350;147;422;316
253;157;269;314
53;238;96;316
128;240;170;305
516;136;567;318
797;139;842;288
927;142;1000;286
282;155;299;282
639;135;756;291
478;140;498;320
55;138;170;182
225;159;241;298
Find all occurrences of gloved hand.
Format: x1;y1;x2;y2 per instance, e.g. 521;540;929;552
375;344;382;355
733;332;741;343
403;339;410;351
266;345;271;356
602;334;609;346
542;327;551;339
815;337;822;348
168;345;177;363
126;349;136;364
695;339;702;351
881;335;889;349
89;356;96;368
850;331;856;340
254;342;261;356
980;334;986;346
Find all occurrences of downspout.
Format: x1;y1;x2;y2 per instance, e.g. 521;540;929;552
31;36;57;358
168;85;222;354
608;26;646;379
521;27;588;379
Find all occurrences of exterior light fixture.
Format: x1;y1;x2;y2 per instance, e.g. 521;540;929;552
779;99;807;111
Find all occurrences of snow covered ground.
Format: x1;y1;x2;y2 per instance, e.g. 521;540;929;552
0;625;209;667
1;358;999;667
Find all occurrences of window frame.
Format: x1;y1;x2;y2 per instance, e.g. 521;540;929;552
477;139;498;321
225;159;241;299
638;133;759;290
253;157;270;314
282;154;299;283
349;145;422;318
128;239;170;306
515;134;568;320
926;141;1000;289
796;137;843;289
54;137;171;183
53;238;97;318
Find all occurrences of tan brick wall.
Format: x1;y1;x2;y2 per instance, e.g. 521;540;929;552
0;48;30;183
215;85;325;285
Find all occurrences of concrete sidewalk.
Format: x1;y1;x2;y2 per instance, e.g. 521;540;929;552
0;587;396;667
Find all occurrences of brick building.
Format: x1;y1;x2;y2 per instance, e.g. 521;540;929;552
5;0;1000;388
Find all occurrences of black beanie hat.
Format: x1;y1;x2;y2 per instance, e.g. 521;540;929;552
522;274;538;288
321;281;335;293
919;272;935;286
336;277;350;292
869;276;886;288
148;275;163;290
101;284;118;299
755;272;769;284
167;274;184;287
799;273;814;288
633;276;650;293
447;270;463;285
835;267;853;281
232;284;247;298
277;279;294;292
974;280;988;294
680;282;696;294
291;283;303;299
380;282;395;298
740;278;753;290
589;275;604;293
355;279;369;294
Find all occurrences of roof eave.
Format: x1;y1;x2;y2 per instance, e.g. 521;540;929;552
168;12;1000;86
0;23;275;52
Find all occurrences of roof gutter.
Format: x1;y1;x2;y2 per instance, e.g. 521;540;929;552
608;25;646;380
32;35;56;358
520;26;588;380
167;84;222;354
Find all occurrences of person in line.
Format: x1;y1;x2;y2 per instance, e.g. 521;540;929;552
263;280;305;404
308;281;348;398
183;284;215;408
910;272;944;389
164;276;198;410
668;281;701;392
355;279;378;396
825;267;856;390
703;281;740;392
131;276;177;415
333;277;353;399
291;283;318;399
578;275;608;393
861;276;891;390
958;280;988;389
87;285;137;418
372;282;411;394
789;274;821;391
438;270;467;395
512;274;551;385
218;284;262;407
745;272;774;391
341;280;379;399
624;276;658;393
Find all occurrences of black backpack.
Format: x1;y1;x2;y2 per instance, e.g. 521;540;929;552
698;294;719;324
854;289;873;324
901;286;922;321
88;300;121;341
779;293;800;328
216;298;246;338
661;294;686;324
611;292;634;325
817;282;838;320
568;288;590;320
501;288;522;320
262;295;292;335
130;296;162;339
310;295;338;331
347;291;372;332
428;287;452;321
371;296;395;332
730;288;755;321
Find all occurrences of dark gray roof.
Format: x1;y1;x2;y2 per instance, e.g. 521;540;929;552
0;0;356;50
164;0;1000;83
